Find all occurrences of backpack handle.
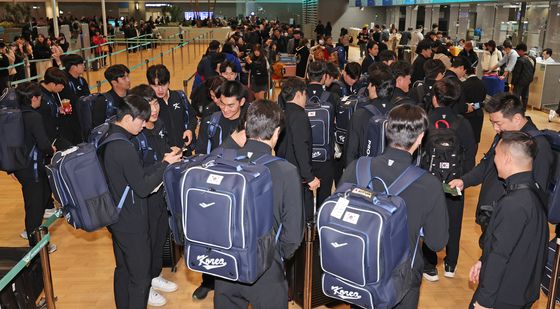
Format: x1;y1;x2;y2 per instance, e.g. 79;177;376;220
434;119;450;129
366;177;389;193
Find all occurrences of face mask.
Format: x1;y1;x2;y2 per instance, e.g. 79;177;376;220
319;39;325;45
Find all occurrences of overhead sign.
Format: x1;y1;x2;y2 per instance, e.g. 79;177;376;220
355;0;488;6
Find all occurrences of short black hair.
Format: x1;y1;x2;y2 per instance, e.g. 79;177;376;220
503;40;513;49
325;62;340;79
433;79;460;107
366;40;378;50
544;48;553;56
368;67;395;100
60;54;84;71
450;56;470;69
416;40;432;53
104;64;130;83
515;43;527;52
307;61;326;83
208;40;220;51
43;67;67;85
386;104;428;150
129;84;157;102
219;80;247;101
379;50;396;63
16;82;42;107
390;61;412;78
116;94;151;121
367;62;390;78
219;60;238;73
344;62;362;80
423;59;446;79
146;64;170;85
484;92;525;118
245;99;284;140
499;131;537;160
280;77;306;102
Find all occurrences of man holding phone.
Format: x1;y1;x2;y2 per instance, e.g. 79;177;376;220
147;64;197;155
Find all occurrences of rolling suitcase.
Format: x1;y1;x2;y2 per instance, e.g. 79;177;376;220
161;230;182;272
287;222;335;309
0;247;44;309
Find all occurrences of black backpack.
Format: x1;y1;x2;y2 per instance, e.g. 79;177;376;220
422;117;464;183
411;79;434;112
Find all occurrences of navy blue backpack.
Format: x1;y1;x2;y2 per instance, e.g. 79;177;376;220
46;123;131;232
0;88;29;172
361;104;387;158
76;93;114;140
317;157;425;309
306;90;334;162
173;148;282;284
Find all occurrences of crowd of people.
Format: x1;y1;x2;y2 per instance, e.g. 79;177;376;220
1;15;558;309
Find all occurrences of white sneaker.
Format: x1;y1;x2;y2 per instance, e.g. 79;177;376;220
549;110;558;122
43;208;57;219
48;244;57;254
152;276;178;293
148;287;167;307
20;230;28;240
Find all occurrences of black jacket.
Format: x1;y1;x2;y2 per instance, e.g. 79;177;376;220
511;56;535;87
132;120;170;167
341;148;449;273
238;140;304;260
361;54;376;75
92;89;125;128
462;118;553;211
276;102;314;183
391;87;416;106
14;106;53;181
59;72;90;145
462;75;487;143
475;172;548;307
411;54;429;83
101;124;168;233
157;90;197;149
344;98;395;166
427;106;477;175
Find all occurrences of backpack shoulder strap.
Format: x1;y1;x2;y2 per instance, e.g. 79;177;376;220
319;90;331;104
101;92;115;119
175;90;191;129
252;154;283;166
207;112;222;138
387;165;427;196
363;104;381;117
356;156;373;188
98;132;130;148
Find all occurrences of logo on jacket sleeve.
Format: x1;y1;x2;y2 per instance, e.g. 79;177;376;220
173;102;181;110
197;255;227;270
331;286;362;300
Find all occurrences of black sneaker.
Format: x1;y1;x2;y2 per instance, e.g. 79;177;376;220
422;267;439;282
192;284;213;300
444;263;456;278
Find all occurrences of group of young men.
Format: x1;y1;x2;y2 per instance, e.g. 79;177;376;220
9;28;555;309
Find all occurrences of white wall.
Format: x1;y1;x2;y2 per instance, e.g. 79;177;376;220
319;0;386;39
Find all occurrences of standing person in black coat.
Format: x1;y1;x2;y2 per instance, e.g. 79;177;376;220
341;104;448;309
462;65;487;153
345;67;396;165
444;56;469;115
361;40;379;75
129;85;179;307
511;43;535;109
101;94;181;309
213;100;305;309
59;54;90;144
390;60;416;105
449;93;553;236
146;64;197;155
276;77;320;221
92;64;130;128
38;67;72;150
245;44;269;100
13;82;56;251
295;39;310;78
421;79;476;281
411;40;433;83
469;131;548;309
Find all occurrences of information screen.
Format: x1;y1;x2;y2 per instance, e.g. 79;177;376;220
184;12;214;20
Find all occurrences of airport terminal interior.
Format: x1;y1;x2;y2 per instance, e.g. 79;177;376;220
1;0;560;308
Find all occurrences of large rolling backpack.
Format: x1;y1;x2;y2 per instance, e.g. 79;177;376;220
317;157;425;309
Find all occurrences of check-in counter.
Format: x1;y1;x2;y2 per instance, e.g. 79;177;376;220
528;62;560;110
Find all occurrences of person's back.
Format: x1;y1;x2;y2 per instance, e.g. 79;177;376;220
341;104;448;308
470;131;548;308
213;100;304;309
